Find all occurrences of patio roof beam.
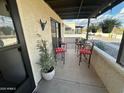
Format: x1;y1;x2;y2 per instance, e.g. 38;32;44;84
90;0;113;17
45;0;123;19
58;12;91;16
61;15;91;19
45;0;81;8
95;0;124;17
53;6;100;11
56;9;93;14
86;18;90;40
77;0;84;18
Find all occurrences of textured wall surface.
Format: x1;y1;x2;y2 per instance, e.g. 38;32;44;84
16;0;62;85
91;46;124;93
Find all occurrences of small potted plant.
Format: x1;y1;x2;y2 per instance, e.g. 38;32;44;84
99;18;121;33
37;37;56;80
89;24;99;33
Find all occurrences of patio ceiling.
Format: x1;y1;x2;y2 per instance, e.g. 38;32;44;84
44;0;123;19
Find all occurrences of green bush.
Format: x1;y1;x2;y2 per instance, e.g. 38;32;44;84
0;26;14;35
99;18;121;33
89;24;99;33
37;34;56;73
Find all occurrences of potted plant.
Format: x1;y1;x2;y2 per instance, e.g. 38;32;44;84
99;18;121;33
89;24;99;33
37;37;56;80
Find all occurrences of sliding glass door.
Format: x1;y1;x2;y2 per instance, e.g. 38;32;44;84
51;18;61;49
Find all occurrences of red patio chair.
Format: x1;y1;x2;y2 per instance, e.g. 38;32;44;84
61;42;67;52
55;45;66;64
79;42;94;68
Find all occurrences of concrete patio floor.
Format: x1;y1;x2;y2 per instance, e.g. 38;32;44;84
33;42;108;93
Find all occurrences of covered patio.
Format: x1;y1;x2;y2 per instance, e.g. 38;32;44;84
33;0;124;93
33;38;108;93
0;0;124;93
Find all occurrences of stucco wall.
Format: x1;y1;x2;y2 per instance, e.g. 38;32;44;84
91;46;124;93
16;0;62;85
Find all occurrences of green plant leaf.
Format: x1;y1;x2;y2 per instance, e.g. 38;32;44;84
36;35;56;73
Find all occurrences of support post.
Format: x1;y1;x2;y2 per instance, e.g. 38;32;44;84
86;18;90;40
117;31;124;66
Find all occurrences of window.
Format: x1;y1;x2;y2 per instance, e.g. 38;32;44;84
0;0;17;48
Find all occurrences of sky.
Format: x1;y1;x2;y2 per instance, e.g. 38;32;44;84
0;16;14;28
63;1;124;27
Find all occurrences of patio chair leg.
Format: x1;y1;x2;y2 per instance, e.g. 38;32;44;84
83;54;88;60
75;45;76;52
62;52;65;64
79;53;82;65
55;54;57;62
88;54;92;68
77;47;78;55
77;47;80;57
63;52;65;64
